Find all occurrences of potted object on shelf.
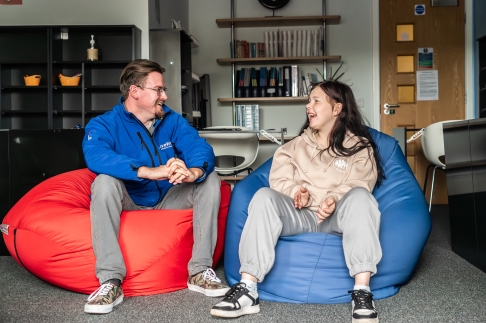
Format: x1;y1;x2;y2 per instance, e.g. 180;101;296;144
24;75;41;86
59;73;81;86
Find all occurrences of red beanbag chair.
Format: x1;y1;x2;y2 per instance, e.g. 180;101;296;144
1;168;231;296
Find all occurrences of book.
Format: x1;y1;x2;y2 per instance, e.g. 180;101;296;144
302;30;307;56
273;31;278;58
292;30;297;57
244;105;253;129
278;67;283;87
304;75;311;94
259;67;268;87
306;30;311;56
239;105;245;127
308;72;319;85
283;65;291;96
297;30;302;57
286;31;292;58
291;65;299;97
252;105;260;131
264;32;270;58
282;31;287;57
235;105;241;126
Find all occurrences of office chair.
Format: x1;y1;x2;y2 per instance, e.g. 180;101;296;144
199;126;259;176
421;120;462;212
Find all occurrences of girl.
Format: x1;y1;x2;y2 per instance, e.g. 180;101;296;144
211;80;385;323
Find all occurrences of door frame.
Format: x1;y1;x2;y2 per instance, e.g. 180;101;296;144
371;0;475;131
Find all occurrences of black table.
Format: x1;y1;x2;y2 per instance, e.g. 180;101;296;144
443;118;486;272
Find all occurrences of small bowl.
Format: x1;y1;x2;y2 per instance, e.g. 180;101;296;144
59;74;81;86
24;75;41;86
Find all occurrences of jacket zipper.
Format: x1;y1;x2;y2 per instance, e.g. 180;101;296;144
136;132;163;205
130;114;165;163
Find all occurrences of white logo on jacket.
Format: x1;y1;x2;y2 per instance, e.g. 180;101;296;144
334;159;348;173
159;142;173;150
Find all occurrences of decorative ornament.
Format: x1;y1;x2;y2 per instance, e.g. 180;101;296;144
258;0;290;10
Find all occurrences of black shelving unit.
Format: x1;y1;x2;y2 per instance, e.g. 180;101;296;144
479;35;486;118
0;25;141;130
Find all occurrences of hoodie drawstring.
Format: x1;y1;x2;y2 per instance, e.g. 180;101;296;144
305;145;318;173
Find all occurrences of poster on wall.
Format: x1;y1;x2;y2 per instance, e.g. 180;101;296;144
417;70;439;101
418;48;434;69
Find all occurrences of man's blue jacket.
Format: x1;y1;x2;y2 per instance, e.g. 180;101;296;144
82;98;215;207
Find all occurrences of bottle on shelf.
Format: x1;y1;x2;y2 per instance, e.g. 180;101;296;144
87;35;99;61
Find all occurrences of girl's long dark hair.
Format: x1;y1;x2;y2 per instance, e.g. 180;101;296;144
299;80;385;186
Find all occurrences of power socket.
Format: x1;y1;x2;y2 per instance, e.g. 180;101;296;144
356;99;364;108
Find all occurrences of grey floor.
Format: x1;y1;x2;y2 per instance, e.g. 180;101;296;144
1;205;485;323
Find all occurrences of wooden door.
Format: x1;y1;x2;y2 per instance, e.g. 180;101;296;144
380;0;465;204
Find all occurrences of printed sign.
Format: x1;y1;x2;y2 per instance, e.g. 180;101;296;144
418;48;434;69
415;4;426;15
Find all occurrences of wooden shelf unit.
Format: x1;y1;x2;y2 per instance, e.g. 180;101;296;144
216;15;341;28
217;55;341;65
215;8;341;132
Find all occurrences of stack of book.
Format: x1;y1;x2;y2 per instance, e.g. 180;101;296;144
235;104;259;131
235;66;319;98
231;26;324;58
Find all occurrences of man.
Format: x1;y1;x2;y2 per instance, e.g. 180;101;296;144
82;59;228;314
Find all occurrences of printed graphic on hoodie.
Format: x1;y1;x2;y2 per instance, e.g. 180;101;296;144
334;158;348;173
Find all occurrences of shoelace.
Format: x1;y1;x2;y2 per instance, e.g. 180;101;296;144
202;268;221;283
87;283;114;302
348;290;376;313
224;282;246;299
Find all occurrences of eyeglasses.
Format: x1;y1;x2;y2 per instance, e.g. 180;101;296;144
137;85;168;96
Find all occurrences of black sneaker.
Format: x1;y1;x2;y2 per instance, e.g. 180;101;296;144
349;289;379;323
210;282;260;318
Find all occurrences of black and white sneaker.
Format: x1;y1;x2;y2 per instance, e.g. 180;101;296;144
210;282;260;318
349;289;379;323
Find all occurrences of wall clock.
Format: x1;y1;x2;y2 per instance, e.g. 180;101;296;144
258;0;290;10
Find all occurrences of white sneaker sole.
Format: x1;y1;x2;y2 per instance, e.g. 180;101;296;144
84;295;124;314
210;304;261;318
187;283;230;297
352;317;379;323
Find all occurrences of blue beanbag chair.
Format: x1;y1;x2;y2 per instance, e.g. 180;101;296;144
224;128;431;304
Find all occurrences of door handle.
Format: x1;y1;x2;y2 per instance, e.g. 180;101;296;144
383;103;400;115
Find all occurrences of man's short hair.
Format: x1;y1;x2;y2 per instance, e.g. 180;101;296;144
120;59;165;100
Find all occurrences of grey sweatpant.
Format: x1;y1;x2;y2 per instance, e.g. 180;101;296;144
239;187;382;282
90;172;221;285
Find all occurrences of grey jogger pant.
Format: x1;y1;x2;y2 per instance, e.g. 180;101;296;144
90;172;221;284
239;187;382;282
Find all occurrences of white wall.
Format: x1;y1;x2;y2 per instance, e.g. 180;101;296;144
189;0;375;168
0;0;150;58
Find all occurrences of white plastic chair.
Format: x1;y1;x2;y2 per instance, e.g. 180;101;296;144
421;120;463;212
199;126;259;176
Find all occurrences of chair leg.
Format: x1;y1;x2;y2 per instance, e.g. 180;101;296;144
428;166;441;213
423;164;434;194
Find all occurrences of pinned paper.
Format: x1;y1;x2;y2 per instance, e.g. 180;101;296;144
417;70;439;101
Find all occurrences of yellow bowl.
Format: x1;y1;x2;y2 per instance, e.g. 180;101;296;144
24;75;41;86
59;74;81;86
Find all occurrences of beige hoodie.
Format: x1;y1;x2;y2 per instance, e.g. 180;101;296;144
269;128;378;212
